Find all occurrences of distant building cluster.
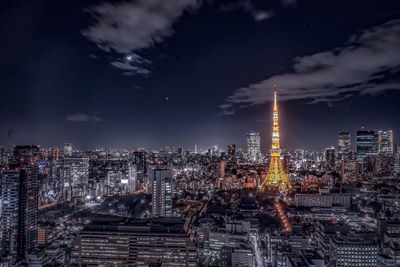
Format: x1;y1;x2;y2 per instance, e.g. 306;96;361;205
0;124;399;266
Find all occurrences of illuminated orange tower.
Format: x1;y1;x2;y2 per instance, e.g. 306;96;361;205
261;90;290;192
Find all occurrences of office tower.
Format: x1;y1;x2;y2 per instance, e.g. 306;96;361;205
262;91;289;191
315;220;351;259
227;144;237;172
0;147;9;166
395;145;400;174
356;129;376;166
151;168;173;217
134;150;147;189
227;144;236;159
1;146;39;262
330;236;378;267
60;157;89;199
63;143;73;157
377;130;394;156
247;132;261;162
217;160;226;178
376;155;394;176
1;169;20;259
338;132;351;160
127;163;138;192
340;159;358;183
325;146;336;170
71;218;197;266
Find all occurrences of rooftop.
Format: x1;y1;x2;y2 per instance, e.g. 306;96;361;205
83;217;187;234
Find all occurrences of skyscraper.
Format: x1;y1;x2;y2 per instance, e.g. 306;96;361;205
356;129;376;166
377;130;394;156
1;146;39;263
247;132;261;163
60;157;89;199
395;145;400;174
261;91;289;192
325;147;336;170
134;149;148;189
338;132;351;160
227;144;236;160
151;168;173;217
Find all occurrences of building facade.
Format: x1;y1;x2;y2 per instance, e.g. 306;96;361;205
71;218;197;267
247;132;262;163
150;168;173;217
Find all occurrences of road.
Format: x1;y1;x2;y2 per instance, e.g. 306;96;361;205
250;234;264;267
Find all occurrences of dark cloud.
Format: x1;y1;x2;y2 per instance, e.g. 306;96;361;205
220;0;274;22
82;0;201;75
222;19;400;114
66;113;104;123
281;0;297;7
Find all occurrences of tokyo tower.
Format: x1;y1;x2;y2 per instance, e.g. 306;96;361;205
260;90;290;192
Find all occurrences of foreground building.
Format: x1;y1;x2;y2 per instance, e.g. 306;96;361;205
1;145;39;263
150;168;173;217
71;217;197;266
330;235;378;267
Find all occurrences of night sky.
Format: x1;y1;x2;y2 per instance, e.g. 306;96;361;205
1;0;400;150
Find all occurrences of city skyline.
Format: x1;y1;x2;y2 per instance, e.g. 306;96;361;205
0;126;397;152
2;2;400;266
1;0;400;149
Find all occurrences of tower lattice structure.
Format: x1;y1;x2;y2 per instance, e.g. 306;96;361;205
261;90;290;191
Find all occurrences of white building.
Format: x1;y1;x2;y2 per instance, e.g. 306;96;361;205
378;130;394;155
63;143;73;157
61;157;89;198
247;132;262;163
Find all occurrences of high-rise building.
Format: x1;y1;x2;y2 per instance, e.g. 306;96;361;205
325;146;336;170
247;132;261;162
395;145;400;174
63;143;73;157
378;130;394;156
217;160;226;178
1;146;39;263
0;147;10;166
60;157;89;199
338;132;351;160
356;129;376;166
150;168;173;217
227;144;236;160
340;159;359;183
134;149;148;189
71;218;197;266
261;91;289;191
